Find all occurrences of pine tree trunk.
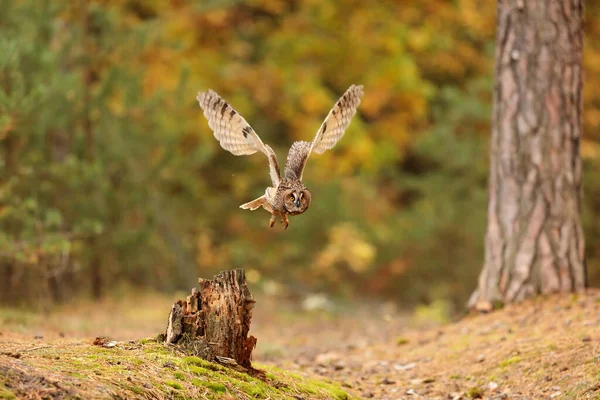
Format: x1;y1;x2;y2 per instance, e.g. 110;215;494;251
164;269;257;370
470;0;585;310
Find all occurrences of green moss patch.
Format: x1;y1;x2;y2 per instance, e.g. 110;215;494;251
498;356;521;368
0;340;353;399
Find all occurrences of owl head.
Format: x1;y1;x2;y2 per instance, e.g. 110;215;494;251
283;188;311;215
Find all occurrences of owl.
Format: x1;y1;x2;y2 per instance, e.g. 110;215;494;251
197;84;364;229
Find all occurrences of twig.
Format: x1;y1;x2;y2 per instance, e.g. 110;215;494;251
20;345;50;352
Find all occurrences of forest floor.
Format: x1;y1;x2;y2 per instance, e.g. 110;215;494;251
1;289;599;399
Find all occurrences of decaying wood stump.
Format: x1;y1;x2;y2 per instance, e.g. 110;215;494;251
164;269;257;369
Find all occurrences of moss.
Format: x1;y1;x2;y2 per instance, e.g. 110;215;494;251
234;381;267;398
466;386;484;398
0;339;356;399
499;356;521;368
183;356;225;372
249;384;268;397
188;365;216;377
312;381;349;400
143;346;170;355
396;336;409;345
174;371;185;380
126;385;144;395
0;386;16;400
192;379;227;393
255;365;352;399
265;372;277;380
165;380;183;390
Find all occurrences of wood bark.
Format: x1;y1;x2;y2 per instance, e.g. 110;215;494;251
164;269;257;370
470;0;585;310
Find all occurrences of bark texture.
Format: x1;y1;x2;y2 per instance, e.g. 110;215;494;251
165;269;257;369
471;0;585;310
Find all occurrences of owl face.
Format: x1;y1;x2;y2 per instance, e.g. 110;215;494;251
283;189;311;215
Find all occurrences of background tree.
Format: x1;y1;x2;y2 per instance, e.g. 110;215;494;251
470;0;586;310
1;0;599;310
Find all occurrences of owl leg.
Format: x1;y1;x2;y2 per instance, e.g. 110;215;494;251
281;213;289;230
269;212;278;228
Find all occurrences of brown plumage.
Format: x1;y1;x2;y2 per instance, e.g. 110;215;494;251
197;84;363;229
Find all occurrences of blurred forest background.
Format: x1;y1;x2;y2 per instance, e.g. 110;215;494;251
1;0;599;310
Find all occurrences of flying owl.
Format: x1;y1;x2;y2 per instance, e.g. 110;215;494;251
196;84;364;229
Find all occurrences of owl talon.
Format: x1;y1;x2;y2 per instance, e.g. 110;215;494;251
281;214;289;230
269;215;276;228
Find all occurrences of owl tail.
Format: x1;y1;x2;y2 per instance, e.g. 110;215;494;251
240;195;273;212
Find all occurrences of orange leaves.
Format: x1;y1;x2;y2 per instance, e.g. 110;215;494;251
299;89;332;115
315;222;376;274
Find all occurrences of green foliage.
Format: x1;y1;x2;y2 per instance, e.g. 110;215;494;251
1;0;599;308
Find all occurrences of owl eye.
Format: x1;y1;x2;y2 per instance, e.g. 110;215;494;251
289;195;294;202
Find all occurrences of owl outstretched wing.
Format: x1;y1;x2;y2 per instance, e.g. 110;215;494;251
284;84;364;181
197;90;281;187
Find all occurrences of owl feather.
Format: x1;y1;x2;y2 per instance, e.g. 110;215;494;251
196;90;281;186
284;84;364;181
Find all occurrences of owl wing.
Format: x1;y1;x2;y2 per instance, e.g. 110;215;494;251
197;90;281;187
284;84;364;181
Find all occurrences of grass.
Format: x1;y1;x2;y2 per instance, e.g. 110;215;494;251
0;338;354;399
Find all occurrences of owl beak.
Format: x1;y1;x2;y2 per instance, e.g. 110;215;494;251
295;199;301;207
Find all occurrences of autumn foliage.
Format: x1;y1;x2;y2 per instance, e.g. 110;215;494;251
1;0;599;307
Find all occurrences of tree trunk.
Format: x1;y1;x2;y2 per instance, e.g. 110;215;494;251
164;269;257;370
470;0;585;310
81;0;103;299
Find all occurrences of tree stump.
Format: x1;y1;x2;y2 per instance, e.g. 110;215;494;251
164;269;257;369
